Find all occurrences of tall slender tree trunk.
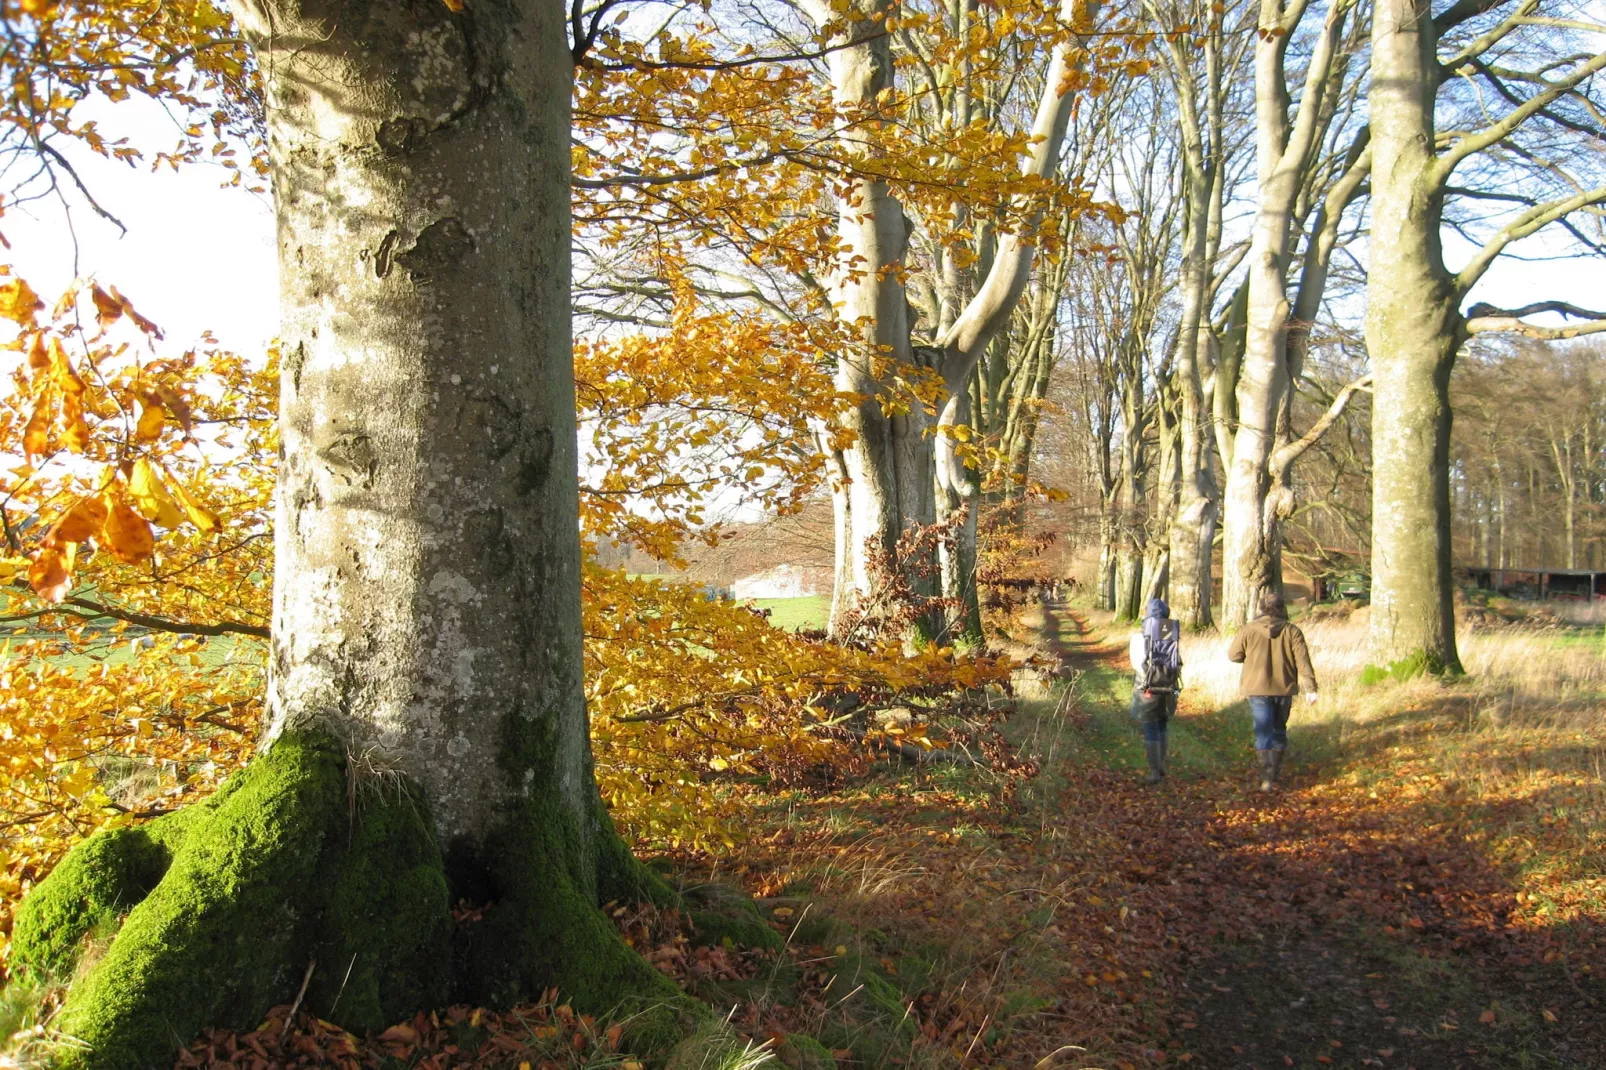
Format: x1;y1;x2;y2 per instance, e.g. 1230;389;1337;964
1096;501;1120;609
10;6;694;1067
807;0;1099;636
1365;0;1462;672
1169;227;1218;628
1220;0;1353;628
805;0;935;638
1115;424;1148;620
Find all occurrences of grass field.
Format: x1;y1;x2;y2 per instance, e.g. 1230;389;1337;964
749;594;829;632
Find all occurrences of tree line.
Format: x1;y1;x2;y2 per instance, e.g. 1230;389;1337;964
584;0;1606;676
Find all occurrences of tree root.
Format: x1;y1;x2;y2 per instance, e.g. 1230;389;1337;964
9;733;755;1070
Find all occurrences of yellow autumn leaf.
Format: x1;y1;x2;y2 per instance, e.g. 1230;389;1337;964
23;382;56;459
0;278;42;324
47;495;108;546
134;397;166;443
167;475;222;534
129;460;186;529
100;494;156;563
28;546;71;603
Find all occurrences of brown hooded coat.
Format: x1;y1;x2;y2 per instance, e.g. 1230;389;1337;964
1227;616;1318;697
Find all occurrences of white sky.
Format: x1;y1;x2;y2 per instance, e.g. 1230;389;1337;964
4;95;278;356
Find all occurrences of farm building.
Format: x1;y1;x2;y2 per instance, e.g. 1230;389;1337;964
731;563;822;600
1461;566;1606;601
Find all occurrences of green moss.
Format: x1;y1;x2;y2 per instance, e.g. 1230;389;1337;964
689;907;783;952
1360;651;1454;686
9;826;171;982
446;708;710;1056
310;782;452;1031
594;810;681;910
683;881;782;951
48;734;348;1070
11;791;228;983
21;707;715;1070
663;1021;770;1070
458;811;697;1054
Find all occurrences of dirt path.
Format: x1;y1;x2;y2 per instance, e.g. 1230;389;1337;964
1033;603;1603;1070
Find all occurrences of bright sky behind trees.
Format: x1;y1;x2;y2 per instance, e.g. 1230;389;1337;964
8;80;1603;372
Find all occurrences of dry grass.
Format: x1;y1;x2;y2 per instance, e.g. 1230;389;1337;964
1177;614;1606;925
1183;615;1606;707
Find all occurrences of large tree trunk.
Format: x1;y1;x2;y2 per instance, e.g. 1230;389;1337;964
1364;0;1463;673
807;0;935;638
9;6;705;1067
813;0;1097;637
1219;0;1352;629
1168;223;1218;629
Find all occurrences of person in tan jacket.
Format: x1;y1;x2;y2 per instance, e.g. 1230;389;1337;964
1227;591;1318;791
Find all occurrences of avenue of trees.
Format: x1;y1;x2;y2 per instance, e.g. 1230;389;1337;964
0;0;1602;1066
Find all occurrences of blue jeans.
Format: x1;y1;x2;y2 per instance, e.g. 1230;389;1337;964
1143;718;1167;744
1249;695;1293;750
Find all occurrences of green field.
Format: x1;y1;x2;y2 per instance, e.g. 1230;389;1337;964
750;594;829;632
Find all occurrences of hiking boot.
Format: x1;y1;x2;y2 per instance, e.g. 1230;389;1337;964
1269;747;1287;787
1144;739;1166;784
1256;748;1276;792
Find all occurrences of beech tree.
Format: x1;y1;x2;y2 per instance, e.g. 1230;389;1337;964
1143;0;1255;628
1217;0;1371;627
801;0;1104;640
1365;0;1606;672
9;3;713;1066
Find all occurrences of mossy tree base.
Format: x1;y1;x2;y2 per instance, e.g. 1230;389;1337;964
9;734;723;1070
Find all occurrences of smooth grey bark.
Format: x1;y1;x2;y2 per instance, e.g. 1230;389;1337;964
1364;0;1464;671
803;0;933;637
1219;0;1357;629
254;0;591;853
1366;0;1606;670
1150;1;1243;629
12;6;702;1068
805;0;1100;639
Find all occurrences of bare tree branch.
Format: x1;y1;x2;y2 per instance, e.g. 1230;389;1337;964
1465;300;1606;338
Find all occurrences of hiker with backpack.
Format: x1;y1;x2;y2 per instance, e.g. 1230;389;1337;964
1129;598;1182;784
1227;591;1319;792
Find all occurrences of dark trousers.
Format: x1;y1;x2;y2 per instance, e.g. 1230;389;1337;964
1248;695;1293;750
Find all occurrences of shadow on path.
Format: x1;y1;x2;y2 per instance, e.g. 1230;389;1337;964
1032;604;1604;1070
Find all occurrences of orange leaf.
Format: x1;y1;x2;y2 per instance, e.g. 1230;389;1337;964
29;546;71;603
49;338;87;394
152;384;194;435
101;497;156;563
23;382;56;459
61;391;90;453
27;333;50;373
441;0;466;9
1478;1009;1497;1025
134;396;166;443
107;286;163;338
0;277;42;324
48;496;109;546
91;284;123;334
